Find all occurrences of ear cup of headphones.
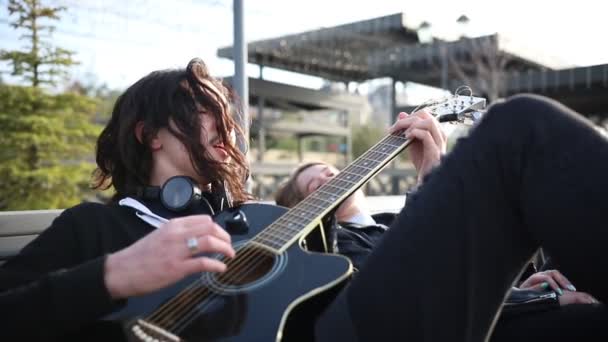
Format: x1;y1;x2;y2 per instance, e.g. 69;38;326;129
160;176;202;212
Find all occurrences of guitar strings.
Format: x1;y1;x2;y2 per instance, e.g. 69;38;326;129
151;193;335;328
170;247;279;332
160;101;475;328
147;209;312;326
143;133;411;331
147;175;375;325
156;96;476;327
147;133;409;329
146;228;291;325
145;134;408;329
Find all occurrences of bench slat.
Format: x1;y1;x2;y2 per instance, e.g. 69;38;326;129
0;235;37;260
0;210;62;237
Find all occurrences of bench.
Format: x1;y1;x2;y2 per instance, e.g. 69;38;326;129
0;210;63;265
0;196;406;264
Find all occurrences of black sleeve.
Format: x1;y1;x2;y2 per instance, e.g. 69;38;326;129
0;208;122;340
336;222;387;270
501;288;560;318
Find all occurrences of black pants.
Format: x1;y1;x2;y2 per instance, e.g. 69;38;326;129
316;94;608;341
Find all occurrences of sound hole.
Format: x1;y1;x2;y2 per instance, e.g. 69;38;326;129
218;246;275;286
205;243;287;294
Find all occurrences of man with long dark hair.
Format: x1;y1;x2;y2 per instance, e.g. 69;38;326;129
1;58;247;339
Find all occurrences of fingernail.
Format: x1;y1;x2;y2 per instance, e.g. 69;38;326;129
567;284;576;292
540;282;549;289
557;288;564;296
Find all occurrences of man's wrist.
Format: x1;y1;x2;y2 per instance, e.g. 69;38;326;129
104;252;129;299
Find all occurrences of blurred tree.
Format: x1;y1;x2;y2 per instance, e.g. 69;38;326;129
0;85;102;210
0;0;78;87
0;1;108;209
65;79;122;122
351;124;385;159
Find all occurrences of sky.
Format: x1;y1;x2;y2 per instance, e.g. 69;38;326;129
1;0;607;93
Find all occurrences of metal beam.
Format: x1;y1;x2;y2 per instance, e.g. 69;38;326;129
233;0;248;143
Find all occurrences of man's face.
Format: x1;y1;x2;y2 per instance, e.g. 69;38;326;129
200;112;232;164
295;163;340;197
154;111;232;185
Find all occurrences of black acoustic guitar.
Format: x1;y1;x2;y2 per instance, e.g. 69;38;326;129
109;93;486;341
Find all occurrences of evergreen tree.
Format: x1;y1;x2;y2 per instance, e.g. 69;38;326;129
0;0;78;87
0;1;103;210
0;85;102;210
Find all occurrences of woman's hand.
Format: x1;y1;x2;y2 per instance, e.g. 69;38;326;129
388;110;447;184
104;215;235;299
519;269;576;294
519;270;599;305
558;291;599;305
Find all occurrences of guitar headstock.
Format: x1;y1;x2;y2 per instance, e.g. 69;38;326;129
420;87;486;125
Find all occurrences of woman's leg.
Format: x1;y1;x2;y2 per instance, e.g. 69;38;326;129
316;94;608;341
491;304;608;342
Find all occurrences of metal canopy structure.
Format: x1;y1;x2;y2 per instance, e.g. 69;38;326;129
503;64;608;117
218;13;548;85
370;34;553;89
218;13;421;82
219;12;608;118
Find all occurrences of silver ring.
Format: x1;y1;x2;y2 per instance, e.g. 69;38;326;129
186;237;199;255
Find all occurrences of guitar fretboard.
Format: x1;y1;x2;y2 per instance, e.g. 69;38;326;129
251;133;411;252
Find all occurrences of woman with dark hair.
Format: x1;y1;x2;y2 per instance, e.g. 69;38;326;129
0;58;246;340
277;160;602;341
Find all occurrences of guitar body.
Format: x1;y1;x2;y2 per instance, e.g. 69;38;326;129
108;203;353;341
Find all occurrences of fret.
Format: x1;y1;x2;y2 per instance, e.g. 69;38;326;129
256;226;301;246
253;240;284;251
375;140;401;150
353;157;380;169
286;208;316;220
297;201;325;215
320;182;351;194
315;189;347;202
252;234;287;248
367;148;391;157
390;134;408;142
335;171;361;184
316;190;343;202
330;178;357;190
360;152;385;163
251;233;289;250
280;215;312;229
299;200;328;213
273;216;306;231
373;137;406;151
376;138;403;149
385;135;408;146
346;164;374;175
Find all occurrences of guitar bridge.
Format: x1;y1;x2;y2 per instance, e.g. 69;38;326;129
130;319;181;342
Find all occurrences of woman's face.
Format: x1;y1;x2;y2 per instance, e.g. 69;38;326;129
295;163;340;197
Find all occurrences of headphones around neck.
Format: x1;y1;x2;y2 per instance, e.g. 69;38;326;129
138;176;203;212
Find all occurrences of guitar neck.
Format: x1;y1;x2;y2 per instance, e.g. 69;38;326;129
251;133;412;253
